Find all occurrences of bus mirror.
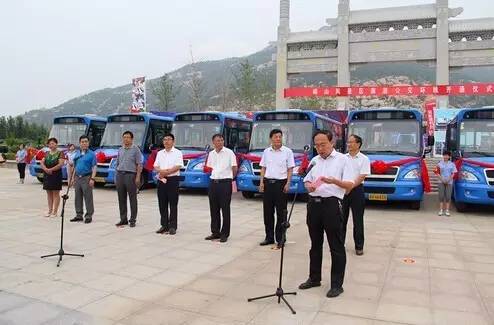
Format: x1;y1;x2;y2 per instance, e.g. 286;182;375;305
205;144;211;152
335;139;344;151
427;135;435;147
303;145;310;152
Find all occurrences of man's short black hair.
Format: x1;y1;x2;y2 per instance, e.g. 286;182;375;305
163;133;175;141
269;129;283;138
122;131;134;139
47;137;58;144
79;135;89;142
313;130;333;142
443;151;451;156
212;133;224;141
349;134;363;148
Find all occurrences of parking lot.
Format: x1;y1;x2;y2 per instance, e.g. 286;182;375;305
1;168;494;325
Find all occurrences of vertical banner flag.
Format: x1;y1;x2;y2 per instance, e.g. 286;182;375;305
131;77;146;113
424;100;436;136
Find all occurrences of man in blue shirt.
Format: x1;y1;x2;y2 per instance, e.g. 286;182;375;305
70;135;97;224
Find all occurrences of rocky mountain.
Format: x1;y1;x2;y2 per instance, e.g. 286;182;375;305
21;44;494;126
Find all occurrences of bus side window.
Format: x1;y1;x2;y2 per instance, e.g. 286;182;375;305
88;121;106;149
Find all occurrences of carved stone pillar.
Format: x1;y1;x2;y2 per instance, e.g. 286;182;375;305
337;0;350;110
276;0;290;110
436;0;450;108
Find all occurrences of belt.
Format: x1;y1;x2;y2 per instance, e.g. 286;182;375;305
117;170;136;174
211;178;232;184
264;178;287;184
76;173;91;178
308;196;340;203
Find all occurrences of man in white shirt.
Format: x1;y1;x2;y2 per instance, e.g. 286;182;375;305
153;133;184;235
259;129;295;248
205;134;238;243
343;134;371;256
299;130;354;298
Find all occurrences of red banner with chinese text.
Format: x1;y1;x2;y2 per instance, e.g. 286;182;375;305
284;83;494;98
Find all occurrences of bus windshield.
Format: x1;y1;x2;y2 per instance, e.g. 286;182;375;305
100;122;146;148
49;123;87;146
172;121;222;150
348;120;421;156
459;120;494;157
249;121;313;152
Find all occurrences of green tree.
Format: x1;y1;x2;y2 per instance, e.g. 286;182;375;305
152;73;180;112
232;60;257;110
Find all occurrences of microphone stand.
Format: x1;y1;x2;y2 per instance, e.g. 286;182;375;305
41;166;84;267
247;146;311;315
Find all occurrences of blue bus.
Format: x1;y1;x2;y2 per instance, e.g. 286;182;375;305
30;115;107;182
171;112;252;189
236;110;345;199
94;113;173;188
445;107;494;212
347;109;434;210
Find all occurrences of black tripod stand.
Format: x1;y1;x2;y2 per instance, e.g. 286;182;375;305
247;146;311;315
41;170;84;267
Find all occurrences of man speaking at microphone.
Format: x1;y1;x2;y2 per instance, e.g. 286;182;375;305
299;130;354;298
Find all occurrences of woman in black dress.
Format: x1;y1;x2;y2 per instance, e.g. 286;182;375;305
40;138;64;217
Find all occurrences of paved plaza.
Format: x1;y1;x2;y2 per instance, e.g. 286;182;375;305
1;167;494;325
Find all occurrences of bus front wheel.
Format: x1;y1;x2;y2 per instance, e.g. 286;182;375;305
242;191;255;199
410;201;421;210
455;201;468;213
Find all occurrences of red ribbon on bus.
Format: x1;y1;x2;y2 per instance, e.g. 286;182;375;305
144;149;158;171
454;158;494;179
371;158;431;193
96;151;117;164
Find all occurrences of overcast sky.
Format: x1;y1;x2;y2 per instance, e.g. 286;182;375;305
0;0;491;116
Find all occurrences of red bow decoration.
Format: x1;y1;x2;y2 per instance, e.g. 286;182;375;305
35;150;45;160
454;158;494;180
144;149;158;171
297;152;310;175
203;152;213;174
370;158;431;193
96;151;116;164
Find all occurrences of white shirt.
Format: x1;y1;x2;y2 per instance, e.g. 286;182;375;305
260;145;295;180
153;147;184;177
345;151;371;183
206;147;237;179
303;150;355;199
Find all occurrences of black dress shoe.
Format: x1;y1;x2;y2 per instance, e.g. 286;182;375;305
326;287;344;298
169;228;176;235
156;227;167;234
219;237;228;243
205;234;220;240
129;222;136;228
259;239;275;246
70;217;83;222
115;221;128;227
298;279;321;290
84;218;92;224
356;249;364;256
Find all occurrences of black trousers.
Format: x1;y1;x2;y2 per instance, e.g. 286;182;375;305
116;171;138;223
307;197;346;289
157;176;180;230
342;184;365;250
263;179;287;243
17;163;26;179
208;179;232;238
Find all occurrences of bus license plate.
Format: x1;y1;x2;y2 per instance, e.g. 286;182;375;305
94;177;105;183
368;193;387;201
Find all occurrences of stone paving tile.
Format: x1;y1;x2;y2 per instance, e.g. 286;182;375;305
1;169;494;324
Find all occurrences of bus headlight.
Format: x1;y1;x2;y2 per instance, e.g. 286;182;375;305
459;171;479;181
192;162;205;170
403;169;420;179
239;161;251;174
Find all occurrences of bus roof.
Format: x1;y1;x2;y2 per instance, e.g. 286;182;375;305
253;110;343;125
173;111;251;123
106;112;173;122
451;107;494;122
348;108;422;121
53;115;107;123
